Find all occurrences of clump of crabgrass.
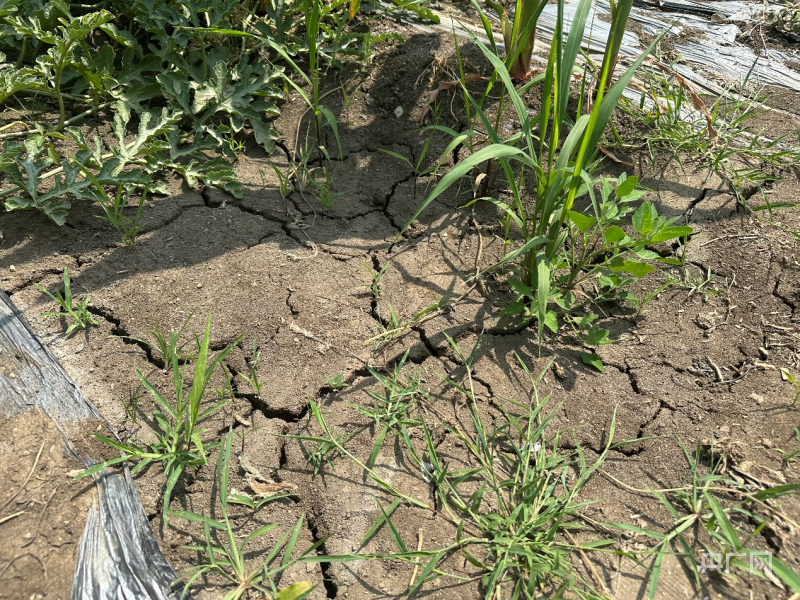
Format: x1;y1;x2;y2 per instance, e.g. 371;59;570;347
77;316;241;524
170;428;321;600
36;267;98;334
294;333;647;597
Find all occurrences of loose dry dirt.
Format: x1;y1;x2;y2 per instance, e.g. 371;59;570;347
2;14;800;600
0;410;94;600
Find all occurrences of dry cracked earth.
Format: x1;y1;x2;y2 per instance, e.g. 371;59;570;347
2;25;800;600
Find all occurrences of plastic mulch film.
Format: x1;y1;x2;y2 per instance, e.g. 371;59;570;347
0;290;188;600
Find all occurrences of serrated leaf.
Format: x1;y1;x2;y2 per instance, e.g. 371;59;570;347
0;0;19;18
1;139;93;224
0;65;43;102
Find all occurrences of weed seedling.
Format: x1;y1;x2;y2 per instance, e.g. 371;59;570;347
667;265;722;299
97;185;147;249
298;334;646;597
260;162;293;216
239;337;264;398
121;381;143;426
78;316;241;523
623;279;674;320
36;267;98;334
780;368;800;406
606;437;800;597
324;373;348;391
354;350;424;468
125;308;198;367
362;260;390;300
172;429;319;600
620;67;800;204
368;300;444;348
292;399;363;476
379;119;445;197
76;162;147;249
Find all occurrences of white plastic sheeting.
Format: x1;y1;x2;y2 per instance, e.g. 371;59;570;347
0;290;187;600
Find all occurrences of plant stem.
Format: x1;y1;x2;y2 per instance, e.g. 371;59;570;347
0;102;112;141
54;63;66;129
16;36;28;68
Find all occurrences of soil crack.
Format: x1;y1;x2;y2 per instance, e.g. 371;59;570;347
85;305;164;369
306;513;338;598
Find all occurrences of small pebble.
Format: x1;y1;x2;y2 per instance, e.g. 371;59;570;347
394;106;403;118
9;264;15;272
759;347;769;359
750;392;764;404
196;283;203;289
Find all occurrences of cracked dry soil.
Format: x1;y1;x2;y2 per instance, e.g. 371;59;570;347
2;24;800;600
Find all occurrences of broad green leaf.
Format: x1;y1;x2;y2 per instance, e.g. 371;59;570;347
585;326;610;346
604;225;626;244
609;258;655;277
650;226;692;243
615;174;638;198
568;210;596;233
276;582;313;600
581;352;604;372
632;200;656;237
543;310;558;333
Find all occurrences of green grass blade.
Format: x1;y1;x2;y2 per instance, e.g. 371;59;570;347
557;0;592;125
406;551;443;597
586;32;666;155
480;235;549;276
394;144;529;241
771;556;800;592
378;500;407;553
281;515;304;568
218;428;232;509
535;251;550;350
359;497;402;548
244;523;278;550
704;492;740;551
367;425;388;469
